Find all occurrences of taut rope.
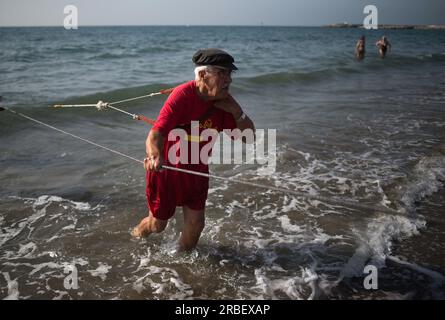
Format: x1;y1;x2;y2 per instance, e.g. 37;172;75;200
1;105;403;216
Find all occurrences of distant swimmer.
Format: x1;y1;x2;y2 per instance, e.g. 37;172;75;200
376;36;391;58
355;35;366;61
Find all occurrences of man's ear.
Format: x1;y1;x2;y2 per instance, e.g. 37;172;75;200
199;69;207;80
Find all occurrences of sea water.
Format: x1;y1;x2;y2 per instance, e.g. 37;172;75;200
0;26;444;299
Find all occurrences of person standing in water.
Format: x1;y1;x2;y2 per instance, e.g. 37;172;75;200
376;36;391;58
355;35;366;61
132;48;255;251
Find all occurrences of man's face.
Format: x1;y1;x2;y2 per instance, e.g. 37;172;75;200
203;67;233;100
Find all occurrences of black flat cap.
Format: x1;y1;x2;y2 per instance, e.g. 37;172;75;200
192;48;238;70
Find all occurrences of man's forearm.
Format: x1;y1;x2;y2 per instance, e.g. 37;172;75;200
229;106;255;144
227;100;255;132
146;129;164;158
235;113;255;132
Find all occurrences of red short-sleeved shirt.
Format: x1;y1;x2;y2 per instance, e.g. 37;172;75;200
146;80;237;220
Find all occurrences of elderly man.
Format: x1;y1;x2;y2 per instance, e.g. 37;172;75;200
132;48;255;251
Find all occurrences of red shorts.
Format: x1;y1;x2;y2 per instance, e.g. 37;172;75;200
145;167;209;220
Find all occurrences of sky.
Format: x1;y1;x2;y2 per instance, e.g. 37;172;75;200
0;0;444;27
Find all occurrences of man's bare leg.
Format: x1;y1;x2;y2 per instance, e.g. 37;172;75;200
131;211;168;237
179;206;205;251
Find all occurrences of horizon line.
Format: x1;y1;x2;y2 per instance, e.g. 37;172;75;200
1;24;325;28
1;23;444;28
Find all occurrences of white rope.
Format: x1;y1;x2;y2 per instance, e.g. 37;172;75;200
109;92;162;106
54;100;140;120
3;106;403;216
53;104;97;108
107;105;138;119
53;91;163;109
95;101;109;111
53;93;164;121
3;107;143;164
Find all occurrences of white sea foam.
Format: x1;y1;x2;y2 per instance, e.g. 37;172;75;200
342;214;426;279
33;195;91;211
88;263;112;281
133;265;193;299
201;141;444;299
17;242;37;258
252;267;319;300
277;215;303;233
2;272;20;300
400;155;445;211
0;256;91;300
0;195;105;252
297;151;311;162
0;204;47;247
